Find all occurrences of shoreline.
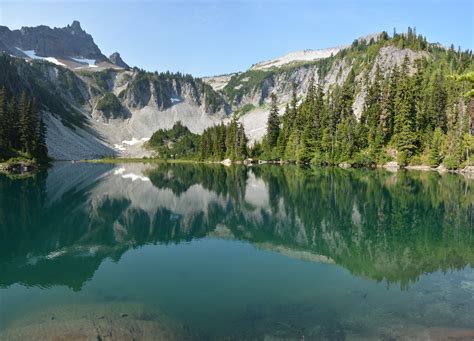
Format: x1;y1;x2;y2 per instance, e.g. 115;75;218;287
0;160;39;178
78;157;474;174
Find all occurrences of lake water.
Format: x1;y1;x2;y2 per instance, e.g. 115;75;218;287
0;163;473;340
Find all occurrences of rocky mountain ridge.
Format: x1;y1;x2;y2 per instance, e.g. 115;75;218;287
0;21;125;70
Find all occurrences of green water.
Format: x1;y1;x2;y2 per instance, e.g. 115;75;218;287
0;162;473;339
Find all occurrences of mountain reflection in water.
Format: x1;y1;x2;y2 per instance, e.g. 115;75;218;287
0;162;473;339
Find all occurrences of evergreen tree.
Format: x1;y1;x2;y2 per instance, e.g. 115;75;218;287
278;103;292;153
360;65;383;151
0;88;6;149
394;56;417;165
34;117;49;163
19;92;34;154
196;120;249;161
6;97;20;150
428;128;445;166
266;93;280;149
237;123;248;159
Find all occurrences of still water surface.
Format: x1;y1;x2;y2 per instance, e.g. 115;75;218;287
0;163;473;339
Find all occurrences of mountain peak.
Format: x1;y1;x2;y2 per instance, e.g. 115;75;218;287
70;20;82;31
109;52;129;68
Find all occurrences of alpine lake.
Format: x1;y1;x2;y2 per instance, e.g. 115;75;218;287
0;162;473;340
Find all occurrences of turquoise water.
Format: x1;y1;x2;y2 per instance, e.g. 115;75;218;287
0;163;473;339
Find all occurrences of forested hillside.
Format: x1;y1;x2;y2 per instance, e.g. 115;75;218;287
256;59;472;168
238;29;473;168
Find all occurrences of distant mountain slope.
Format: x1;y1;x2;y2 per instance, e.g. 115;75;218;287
218;33;471;143
0;53;229;159
251;47;342;70
249;33;383;71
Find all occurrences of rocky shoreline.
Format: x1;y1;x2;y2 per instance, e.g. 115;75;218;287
0;160;38;177
84;157;474;176
381;162;474;176
223;158;474;174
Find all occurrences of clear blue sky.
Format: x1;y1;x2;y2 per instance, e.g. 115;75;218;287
1;0;472;77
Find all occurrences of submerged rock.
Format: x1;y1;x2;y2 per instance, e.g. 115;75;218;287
420;327;474;340
0;302;198;340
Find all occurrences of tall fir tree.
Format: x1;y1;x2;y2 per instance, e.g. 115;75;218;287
33;114;48;163
394;56;418;165
266;93;280;149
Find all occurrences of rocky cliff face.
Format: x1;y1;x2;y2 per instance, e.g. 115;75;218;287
0;21;106;61
221;47;427;111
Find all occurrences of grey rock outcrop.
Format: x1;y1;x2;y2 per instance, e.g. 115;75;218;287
0;20;107;61
109;51;129;68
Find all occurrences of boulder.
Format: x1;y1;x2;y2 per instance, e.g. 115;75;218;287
338;162;351;169
221;158;232;166
460;165;474;173
384;161;399;171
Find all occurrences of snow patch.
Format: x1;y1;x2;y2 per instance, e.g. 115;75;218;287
251;47;342;70
15;47;66;66
16;48;38;59
114;137;150;152
171;97;181;104
113;144;126;151
43;57;66;66
71;57;97;68
122;137;150;146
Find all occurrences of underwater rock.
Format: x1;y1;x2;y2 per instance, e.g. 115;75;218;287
0;302;198;340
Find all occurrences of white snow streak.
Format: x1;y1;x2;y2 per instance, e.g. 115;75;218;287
71;57;97;68
15;47;66;66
